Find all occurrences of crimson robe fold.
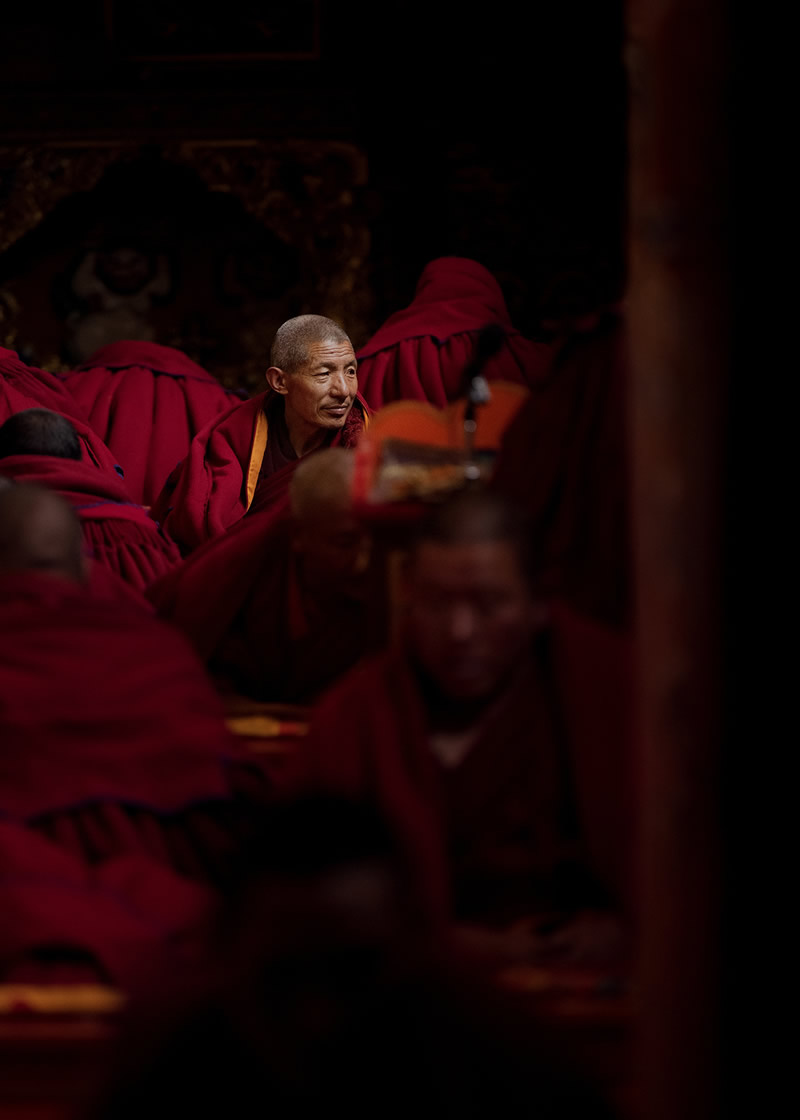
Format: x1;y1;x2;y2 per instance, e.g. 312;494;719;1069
151;390;370;555
491;309;631;627
147;506;386;705
355;257;558;409
0;572;261;882
0;820;215;988
1;346;123;475
60;340;243;506
287;602;636;927
0;454;181;593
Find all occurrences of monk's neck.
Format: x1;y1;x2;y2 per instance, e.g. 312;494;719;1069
283;405;330;458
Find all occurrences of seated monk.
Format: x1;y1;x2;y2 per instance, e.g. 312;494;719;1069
151;315;371;555
0;408;181;593
1;344;123;475
60;340;244;507
88;794;618;1120
148;447;386;706
491;306;631;628
0;484;267;886
287;488;635;967
355;256;558;410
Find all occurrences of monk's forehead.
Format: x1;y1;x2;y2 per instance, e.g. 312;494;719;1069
301;339;356;366
411;537;527;585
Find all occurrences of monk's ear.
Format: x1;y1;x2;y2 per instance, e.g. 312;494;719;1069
266;366;289;396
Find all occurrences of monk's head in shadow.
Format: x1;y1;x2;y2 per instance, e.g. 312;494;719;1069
265;315;358;457
289;447;371;599
0;408;82;461
0;482;87;584
403;487;541;704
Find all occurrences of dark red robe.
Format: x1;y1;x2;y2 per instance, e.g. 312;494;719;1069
0;346;123;475
0;572;261;883
147;507;387;705
286;602;636;927
151;391;370;556
0;454;181;593
355;257;558;409
60;340;242;507
491;309;631;628
0;820;214;989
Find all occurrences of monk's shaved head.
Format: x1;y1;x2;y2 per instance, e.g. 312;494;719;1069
0;408;82;461
411;486;532;582
0;483;87;584
270;315;352;373
289;447;355;522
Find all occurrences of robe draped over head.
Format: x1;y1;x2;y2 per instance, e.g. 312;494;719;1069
150;389;370;556
0;572;259;881
61;340;243;507
0;820;215;988
286;602;636;928
0;346;123;475
355;257;558;409
491;308;631;628
0;453;181;593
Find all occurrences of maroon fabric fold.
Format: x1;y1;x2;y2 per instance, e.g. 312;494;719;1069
151;391;370;556
0;821;214;988
287;604;635;925
491;310;632;627
0;572;242;823
355;258;558;408
147;505;384;704
61;340;242;506
0;454;181;593
0;346;122;474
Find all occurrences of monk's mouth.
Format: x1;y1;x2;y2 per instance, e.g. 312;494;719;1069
325;405;350;415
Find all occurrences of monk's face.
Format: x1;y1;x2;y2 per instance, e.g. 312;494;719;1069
294;512;371;595
405;538;537;700
283;339;358;433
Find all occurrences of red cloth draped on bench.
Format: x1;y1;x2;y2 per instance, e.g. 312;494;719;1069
150;391;370;556
287;602;636;928
147;505;384;705
355;257;558;409
60;341;243;507
0;347;122;475
491;309;631;628
0;454;181;593
0;572;263;884
0;821;214;989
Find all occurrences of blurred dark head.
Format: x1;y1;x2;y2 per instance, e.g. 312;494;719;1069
0;408;82;461
0;483;87;584
404;488;540;701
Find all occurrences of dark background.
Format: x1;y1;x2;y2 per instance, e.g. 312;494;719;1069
0;2;627;390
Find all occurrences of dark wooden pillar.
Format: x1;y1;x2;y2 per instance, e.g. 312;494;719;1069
625;2;729;1117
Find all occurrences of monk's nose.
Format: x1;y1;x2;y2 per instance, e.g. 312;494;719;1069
447;603;477;642
330;372;348;399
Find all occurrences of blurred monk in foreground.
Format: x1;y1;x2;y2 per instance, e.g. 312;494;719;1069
151;315;371;555
289;488;636;966
0;484;265;886
149;447;385;706
0;408;180;593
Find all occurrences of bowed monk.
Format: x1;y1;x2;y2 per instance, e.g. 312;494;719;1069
151;315;371;555
0;408;181;594
148;447;385;706
61;340;243;507
355;257;557;410
0;484;264;886
288;488;635;965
